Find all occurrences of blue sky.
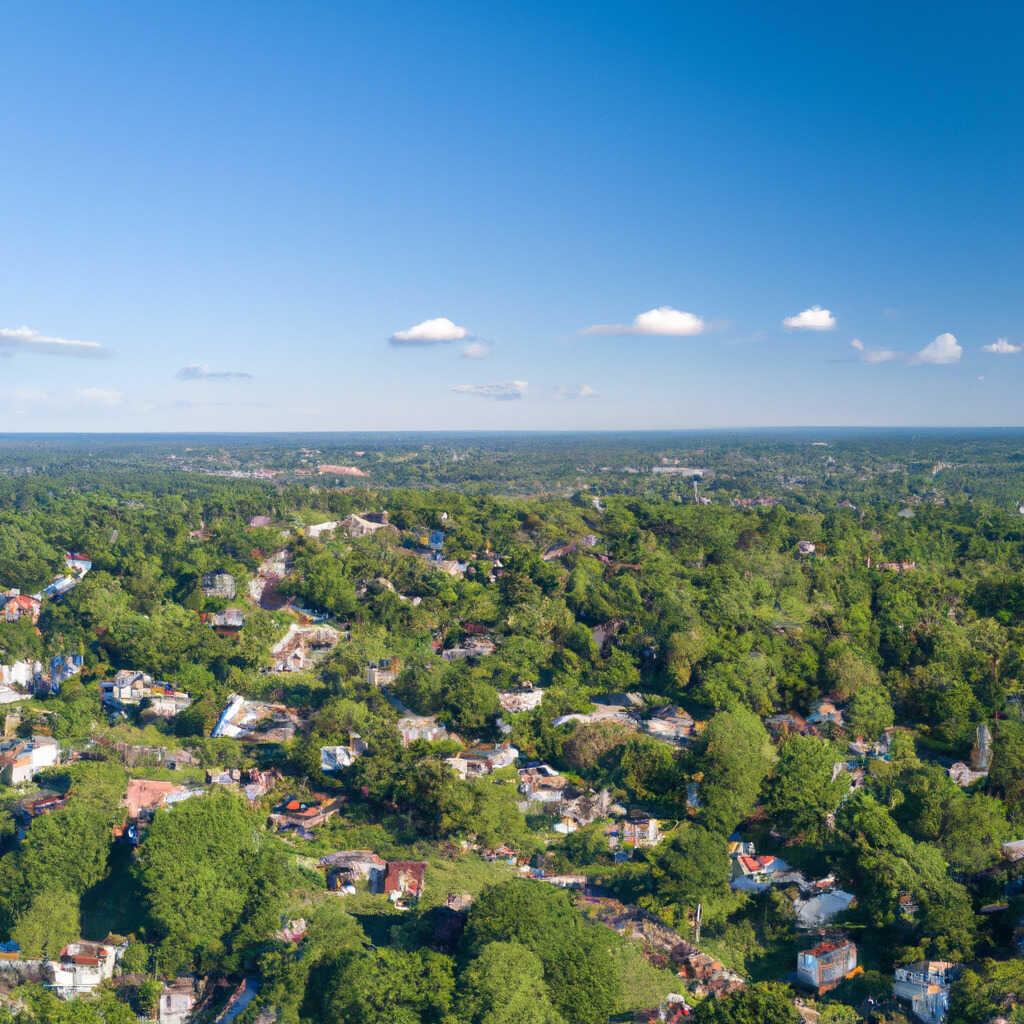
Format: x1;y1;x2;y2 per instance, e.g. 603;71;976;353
2;1;1023;429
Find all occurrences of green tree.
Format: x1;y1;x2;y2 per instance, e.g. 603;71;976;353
465;879;621;1024
325;948;455;1024
650;823;729;914
697;708;773;835
10;886;80;957
690;982;800;1023
765;735;847;840
458;941;566;1024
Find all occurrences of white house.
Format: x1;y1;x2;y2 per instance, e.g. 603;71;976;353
47;940;123;998
0;736;60;785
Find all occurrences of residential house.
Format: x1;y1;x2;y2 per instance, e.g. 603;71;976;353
100;671;191;718
642;705;697;745
320;850;386;891
269;794;341;831
870;559;917;572
201;571;236;600
396;713;451;746
248;515;273;528
210;608;244;635
518;764;567;803
158;979;199;1024
47;940;123;998
269;623;339;673
212;694;308;742
320;736;367;773
367;656;400;687
731;854;791;891
497;682;544;713
339;512;394;538
373;860;427;899
2;592;40;624
807;700;844;728
607;818;661;850
796;941;859;994
14;790;68;826
447;740;518;780
0;660;42;688
441;636;497;662
0;736;60;785
306;520;340;539
765;711;811;736
893;961;959;1024
797;541;817;556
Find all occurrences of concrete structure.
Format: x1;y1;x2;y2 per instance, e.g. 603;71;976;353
447;740;518;779
0;736;59;785
47;940;122;998
366;657;400;687
339;512;394;538
159;978;199;1024
642;705;696;745
893;961;959;1024
797;941;858;994
269;623;339;673
373;860;427;899
396;713;451;746
497;683;544;713
306;520;340;539
212;694;307;742
100;670;192;717
518;763;566;802
201;571;236;599
0;660;42;688
320;736;367;773
2;592;40;624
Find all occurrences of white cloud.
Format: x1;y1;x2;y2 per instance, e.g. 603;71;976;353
851;337;899;363
555;384;599;399
982;337;1021;354
783;306;836;330
912;332;962;365
450;380;527;401
75;386;123;406
460;341;489;359
176;363;254;380
390;317;469;345
0;325;108;357
864;349;898;363
582;306;705;336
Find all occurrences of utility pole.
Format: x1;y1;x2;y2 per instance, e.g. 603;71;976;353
694;902;702;943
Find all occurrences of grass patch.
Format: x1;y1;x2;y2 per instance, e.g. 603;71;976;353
608;937;685;1013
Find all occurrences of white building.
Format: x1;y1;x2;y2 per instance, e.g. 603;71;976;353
0;736;60;785
47;940;123;998
320;736;367;773
306;520;340;539
893;961;958;1024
